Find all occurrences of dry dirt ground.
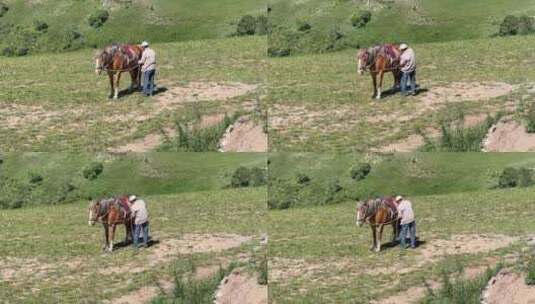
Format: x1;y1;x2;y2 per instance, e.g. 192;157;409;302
270;234;519;304
219;116;268;152
483;117;535;152
1;233;257;304
481;269;535;304
214;268;268;304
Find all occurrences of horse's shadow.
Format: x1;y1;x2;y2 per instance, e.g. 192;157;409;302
380;238;426;251
117;86;168;99
373;85;428;100
111;238;160;251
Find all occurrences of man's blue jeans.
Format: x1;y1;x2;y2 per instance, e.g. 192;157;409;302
399;221;417;248
142;70;156;96
401;71;416;95
133;222;149;248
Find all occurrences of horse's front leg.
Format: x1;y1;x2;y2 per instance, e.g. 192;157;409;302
377;72;385;99
377;224;384;252
392;221;398;243
108;73;114;99
370;225;377;251
113;73;122;100
371;73;377;99
107;225;115;252
103;224;109;251
129;69;138;91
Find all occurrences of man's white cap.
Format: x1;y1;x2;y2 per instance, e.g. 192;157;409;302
395;195;403;202
129;195;137;202
400;43;408;50
141;41;149;47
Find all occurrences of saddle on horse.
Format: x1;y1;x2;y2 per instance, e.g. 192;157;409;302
115;196;132;218
379;197;399;221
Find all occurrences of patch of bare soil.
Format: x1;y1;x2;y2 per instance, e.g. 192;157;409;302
269;104;357;133
375;128;440;153
101;234;252;275
420;82;514;106
481;269;535;304
110;279;174;304
420;234;517;261
218;116;267;152
483;117;535;152
156;82;257;108
372;281;441;304
214;268;267;304
0;256;85;283
108;128;176;153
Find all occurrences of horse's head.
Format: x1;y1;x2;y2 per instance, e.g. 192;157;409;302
88;200;101;226
355;200;370;227
94;50;111;75
357;49;370;75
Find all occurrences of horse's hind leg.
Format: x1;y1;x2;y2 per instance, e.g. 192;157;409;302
103;224;109;251
108;225;116;252
108;74;114;99
371;74;377;99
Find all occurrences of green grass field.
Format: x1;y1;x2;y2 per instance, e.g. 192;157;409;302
268;0;535;56
0;187;267;303
0;36;266;151
268;35;535;152
0;0;266;55
268;153;535;302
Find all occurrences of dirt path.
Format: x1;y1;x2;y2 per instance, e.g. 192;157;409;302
214;268;267;304
483;117;535;152
420;82;514;106
481;269;535;304
219;116;267;152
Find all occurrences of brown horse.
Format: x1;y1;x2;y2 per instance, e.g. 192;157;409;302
88;196;133;252
94;44;143;100
355;197;400;252
357;44;402;100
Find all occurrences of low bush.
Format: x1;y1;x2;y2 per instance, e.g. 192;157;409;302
525;105;535;133
350;163;371;181
33;20;48;33
0;2;8;17
422;265;501;304
236;15;270;36
498;167;534;188
525;256;535;285
159;114;236;152
230;166;267;188
82;162;104;180
421;113;502;152
88;10;109;28
499;15;535;36
351;10;372;28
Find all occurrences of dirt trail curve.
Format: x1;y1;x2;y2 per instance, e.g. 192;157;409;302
218;116;267;152
481;269;535;304
214;268;267;304
483;117;535;152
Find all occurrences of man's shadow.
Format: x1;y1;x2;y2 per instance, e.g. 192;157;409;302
117;86;168;98
372;85;428;100
112;238;160;250
380;238;426;251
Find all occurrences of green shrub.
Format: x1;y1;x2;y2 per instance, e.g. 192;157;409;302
82;162;104;180
28;172;43;184
2;46;14;56
255;15;269;35
296;173;311;185
0;2;8;17
499;15;535;36
526;256;535;285
422;265;501;304
351;10;372;28
498;167;533;188
296;20;312;32
230;166;267;188
237;15;257;36
15;48;29;56
525;105;535;133
350;163;371;181
33;20;48;32
88;10;109;28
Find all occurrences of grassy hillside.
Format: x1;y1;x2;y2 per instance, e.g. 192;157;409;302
0;187;267;303
269;187;534;303
0;36;265;151
0;0;266;55
268;0;535;56
268;34;535;152
268;153;535;208
0;152;267;209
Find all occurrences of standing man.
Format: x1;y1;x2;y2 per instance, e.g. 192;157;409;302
129;194;150;248
399;43;417;96
395;195;417;249
138;41;157;97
